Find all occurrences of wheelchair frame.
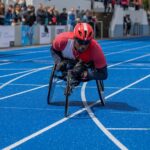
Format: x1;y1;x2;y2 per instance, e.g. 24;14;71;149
47;63;105;117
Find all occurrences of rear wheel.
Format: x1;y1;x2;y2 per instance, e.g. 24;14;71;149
96;80;105;106
47;64;57;104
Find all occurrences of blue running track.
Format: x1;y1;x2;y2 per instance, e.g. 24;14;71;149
0;36;150;150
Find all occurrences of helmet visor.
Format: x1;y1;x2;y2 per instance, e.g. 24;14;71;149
76;38;91;45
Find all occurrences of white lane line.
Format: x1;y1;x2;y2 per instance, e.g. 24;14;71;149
105;45;150;56
0;55;51;67
109;68;150;70
105;74;150;99
0;70;36;78
81;83;128;150
0;82;149;91
0;45;50;52
0;83;43;87
2;75;150;150
0;106;63;111
0;66;51;90
108;53;150;68
0;62;12;66
81;74;150;150
1;84;150;101
0;56;51;78
111;112;150;115
0;84;48;100
17;50;49;55
104;41;142;49
107;128;150;131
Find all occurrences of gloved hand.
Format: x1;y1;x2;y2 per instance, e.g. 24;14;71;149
56;60;67;72
68;71;80;87
72;60;86;78
80;70;90;82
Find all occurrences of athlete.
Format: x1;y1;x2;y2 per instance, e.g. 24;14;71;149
51;23;108;86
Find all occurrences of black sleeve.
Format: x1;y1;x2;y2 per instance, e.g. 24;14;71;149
88;66;108;80
50;46;64;63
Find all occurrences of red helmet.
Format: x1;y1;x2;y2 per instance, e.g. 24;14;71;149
74;23;94;41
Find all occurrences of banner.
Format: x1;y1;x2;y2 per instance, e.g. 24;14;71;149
55;26;66;36
0;26;15;48
21;25;35;46
39;26;51;44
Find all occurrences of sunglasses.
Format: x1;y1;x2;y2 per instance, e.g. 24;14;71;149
76;38;91;45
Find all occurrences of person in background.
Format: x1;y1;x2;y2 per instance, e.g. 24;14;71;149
5;5;14;25
67;7;76;31
0;2;5;25
59;8;68;25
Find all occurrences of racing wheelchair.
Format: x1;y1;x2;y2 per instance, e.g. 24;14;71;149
47;60;105;117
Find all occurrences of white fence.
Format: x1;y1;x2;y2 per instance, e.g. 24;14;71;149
0;25;67;48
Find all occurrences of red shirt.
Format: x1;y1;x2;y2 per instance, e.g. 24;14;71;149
52;32;107;69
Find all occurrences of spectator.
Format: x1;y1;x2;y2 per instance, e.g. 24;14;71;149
12;4;22;25
5;5;14;25
134;0;141;10
22;5;36;26
52;8;59;25
46;7;54;25
126;14;131;35
59;8;68;25
14;0;20;8
20;0;27;10
147;10;150;25
36;4;46;25
121;0;129;10
67;7;76;31
0;2;5;25
82;10;89;22
103;0;109;13
111;0;116;12
123;14;131;36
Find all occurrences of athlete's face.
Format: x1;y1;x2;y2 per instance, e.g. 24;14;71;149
74;38;91;53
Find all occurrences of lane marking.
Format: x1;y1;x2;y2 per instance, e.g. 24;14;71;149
103;41;142;49
105;45;150;56
2;75;150;150
81;74;150;150
109;68;150;70
108;53;150;68
0;85;48;100
0;45;50;52
0;66;51;90
0;106;63;111
81;83;128;150
107;128;150;131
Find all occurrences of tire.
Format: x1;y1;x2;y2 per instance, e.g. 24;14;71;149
96;80;105;106
47;64;57;104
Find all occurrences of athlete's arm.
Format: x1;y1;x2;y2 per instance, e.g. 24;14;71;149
86;40;108;80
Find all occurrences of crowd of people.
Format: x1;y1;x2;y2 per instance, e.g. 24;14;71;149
0;0;98;32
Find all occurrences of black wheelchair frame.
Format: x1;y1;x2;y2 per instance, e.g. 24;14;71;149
47;63;105;117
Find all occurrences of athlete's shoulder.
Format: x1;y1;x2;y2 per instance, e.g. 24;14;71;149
52;32;74;51
89;39;102;50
